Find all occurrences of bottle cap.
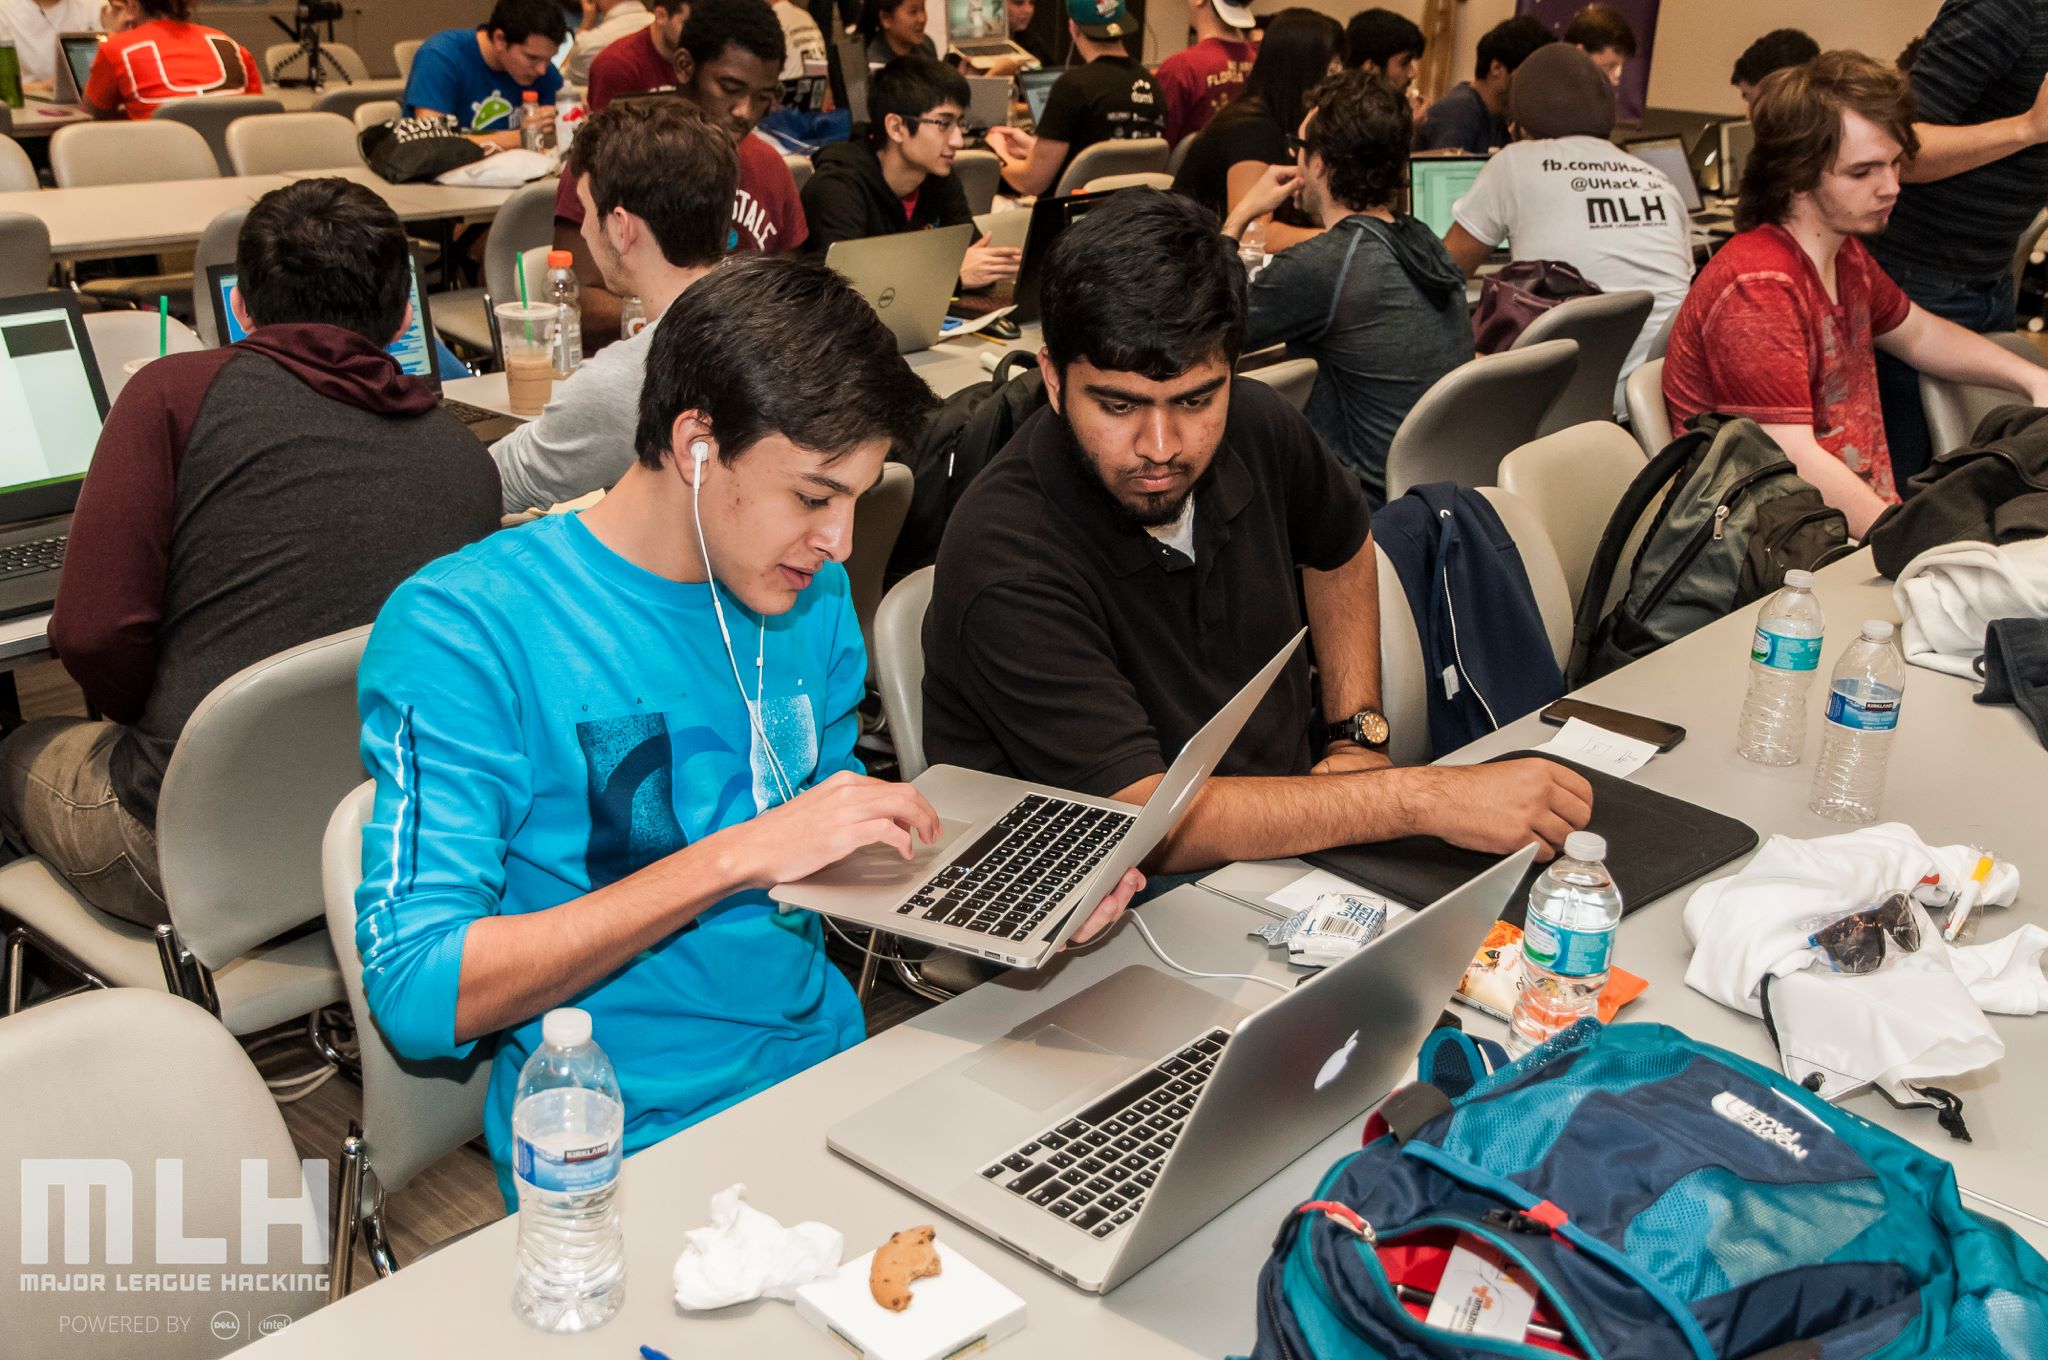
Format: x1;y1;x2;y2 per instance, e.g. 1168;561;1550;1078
547;249;573;268
1783;570;1814;588
522;89;540;102
1862;619;1895;641
542;1008;592;1047
1563;831;1606;862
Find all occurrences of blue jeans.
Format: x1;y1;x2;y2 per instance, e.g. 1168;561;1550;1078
1873;264;2018;489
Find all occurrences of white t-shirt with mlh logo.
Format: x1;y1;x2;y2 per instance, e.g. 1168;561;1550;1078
1451;135;1694;412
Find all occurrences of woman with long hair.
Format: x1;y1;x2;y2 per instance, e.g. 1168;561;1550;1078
858;0;937;65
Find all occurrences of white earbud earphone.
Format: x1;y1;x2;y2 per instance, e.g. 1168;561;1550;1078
687;432;797;806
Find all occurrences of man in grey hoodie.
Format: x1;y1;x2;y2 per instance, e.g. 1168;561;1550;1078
1224;70;1472;504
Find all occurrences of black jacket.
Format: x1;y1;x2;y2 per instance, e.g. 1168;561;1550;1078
799;139;973;253
1869;404;2048;577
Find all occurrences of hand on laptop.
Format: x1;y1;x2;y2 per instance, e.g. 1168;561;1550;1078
962;237;1022;288
985;126;1034;163
734;771;944;890
1418;759;1594;861
1065;868;1147;948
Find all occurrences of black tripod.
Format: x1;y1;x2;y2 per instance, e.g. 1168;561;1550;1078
269;0;351;91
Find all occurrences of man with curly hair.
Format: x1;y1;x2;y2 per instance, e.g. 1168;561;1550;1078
1221;70;1471;502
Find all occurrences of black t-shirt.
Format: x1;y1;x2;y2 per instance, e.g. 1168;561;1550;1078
1035;54;1165;186
922;378;1372;798
1171;102;1288;222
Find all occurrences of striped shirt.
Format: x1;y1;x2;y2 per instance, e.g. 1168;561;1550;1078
1873;0;2048;282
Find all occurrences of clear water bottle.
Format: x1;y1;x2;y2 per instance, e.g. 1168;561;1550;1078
1506;832;1623;1058
519;90;555;153
545;250;583;375
512;1008;625;1333
555;87;583;159
619;294;647;340
1237;217;1270;279
1810;620;1906;824
1737;569;1824;765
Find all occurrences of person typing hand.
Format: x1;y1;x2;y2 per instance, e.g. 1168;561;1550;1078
961;236;1022;287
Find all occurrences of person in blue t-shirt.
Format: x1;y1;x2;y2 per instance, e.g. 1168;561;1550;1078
355;256;1144;1204
403;0;568;148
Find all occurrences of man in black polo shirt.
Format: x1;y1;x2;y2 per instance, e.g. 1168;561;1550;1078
985;0;1164;197
922;191;1593;874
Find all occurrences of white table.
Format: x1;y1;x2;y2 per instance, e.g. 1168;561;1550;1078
244;548;2047;1358
2;81;407;137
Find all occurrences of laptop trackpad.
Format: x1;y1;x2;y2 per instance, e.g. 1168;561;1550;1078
960;964;1246;1112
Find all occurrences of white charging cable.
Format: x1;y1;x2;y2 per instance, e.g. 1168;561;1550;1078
1129;911;1291;995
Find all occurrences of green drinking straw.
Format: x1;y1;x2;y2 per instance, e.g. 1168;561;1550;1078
517;265;533;345
157;295;168;357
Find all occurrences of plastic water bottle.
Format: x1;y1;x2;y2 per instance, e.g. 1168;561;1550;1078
545;250;583;375
1809;620;1906;824
1506;833;1622;1058
1736;569;1824;765
512;1008;625;1333
555;87;583;158
619;294;647;340
519;90;555;153
1237;217;1269;279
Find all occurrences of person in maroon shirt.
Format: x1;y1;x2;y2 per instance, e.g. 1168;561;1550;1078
584;0;688;111
1153;0;1257;146
1661;50;2048;537
556;0;806;348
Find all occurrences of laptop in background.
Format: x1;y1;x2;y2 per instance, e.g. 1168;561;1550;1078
204;255;522;443
825;224;975;353
1017;66;1061;127
0;293;110;620
829;846;1534;1292
965;75;1011;132
1718;120;1755;196
45;33;105;107
1625;134;1703;214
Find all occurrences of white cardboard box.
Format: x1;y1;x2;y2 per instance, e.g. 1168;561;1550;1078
793;1240;1026;1360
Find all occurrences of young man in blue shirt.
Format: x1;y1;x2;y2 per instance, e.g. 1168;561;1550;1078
404;0;567;148
355;256;1143;1201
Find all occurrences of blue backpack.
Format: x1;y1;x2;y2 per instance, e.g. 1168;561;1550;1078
1241;1022;2048;1360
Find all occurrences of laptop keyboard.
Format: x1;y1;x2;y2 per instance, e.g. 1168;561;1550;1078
445;399;508;427
982;1028;1232;1239
896;794;1134;942
0;534;66;582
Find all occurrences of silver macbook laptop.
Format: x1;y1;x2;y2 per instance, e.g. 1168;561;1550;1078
49;32;104;106
965;75;1011;132
772;630;1305;969
824;223;976;353
829;846;1533;1292
1625;134;1703;215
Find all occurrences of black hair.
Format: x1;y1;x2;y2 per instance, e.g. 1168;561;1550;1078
679;0;786;71
867;54;971;142
856;0;917;40
236;177;409;344
1303;71;1406;212
1344;8;1423;71
1563;3;1636;59
485;0;569;48
1475;15;1553;80
635;256;937;468
1040;189;1246;380
1235;8;1344;136
569;100;736;269
1731;28;1820;88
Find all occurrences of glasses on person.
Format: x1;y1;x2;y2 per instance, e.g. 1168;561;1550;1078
1285;132;1306;158
907;114;981;138
1807;892;1923;975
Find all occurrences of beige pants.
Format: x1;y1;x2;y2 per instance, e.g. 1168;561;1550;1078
0;718;168;928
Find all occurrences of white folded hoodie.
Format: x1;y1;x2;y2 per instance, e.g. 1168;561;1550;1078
1892;538;2048;678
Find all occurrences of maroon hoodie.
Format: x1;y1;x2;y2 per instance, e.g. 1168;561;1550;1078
51;322;501;827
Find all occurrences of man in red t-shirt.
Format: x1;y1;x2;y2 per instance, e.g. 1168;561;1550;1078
82;0;260;119
1152;0;1256;147
1663;51;2048;537
585;0;687;112
555;0;806;348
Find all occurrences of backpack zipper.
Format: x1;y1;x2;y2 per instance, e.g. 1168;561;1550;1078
1631;461;1787;622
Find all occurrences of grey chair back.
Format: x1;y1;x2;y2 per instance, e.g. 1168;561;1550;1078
1053;136;1169;197
393;37;424;79
350;98;403;131
2014;207;2048;291
874;567;935;780
1080;170;1173;192
1512;289;1655;434
0;213;52;294
1919;332;2044;459
265;38;370;83
0;990;327;1358
50;118;219;186
0;133;36;191
226;110;360;174
313;82;406;122
190;205;248;346
1165;130;1195;179
1498;421;1650;612
1373;539;1429;767
784;151;813;193
847;463;915;643
155;627;369;972
1383;338;1578;500
153;96;287;174
1244;356;1317;412
483;179;563;308
952;148;1002;216
1625;356;1670;457
324;781;491;1194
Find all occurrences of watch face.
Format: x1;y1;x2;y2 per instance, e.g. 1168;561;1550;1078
1358;710;1389;745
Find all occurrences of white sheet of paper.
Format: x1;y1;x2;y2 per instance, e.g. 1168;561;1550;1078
1535;717;1659;778
1423;1243;1538;1340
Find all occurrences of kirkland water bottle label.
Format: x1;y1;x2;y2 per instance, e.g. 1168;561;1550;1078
1824;687;1901;732
514;1133;620;1195
1752;627;1822;671
1522;917;1615;978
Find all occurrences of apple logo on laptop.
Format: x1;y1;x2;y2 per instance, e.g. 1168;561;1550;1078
1315;1030;1359;1091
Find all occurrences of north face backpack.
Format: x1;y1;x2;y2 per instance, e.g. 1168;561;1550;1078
1241;1022;2048;1360
1568;415;1853;686
885;350;1046;585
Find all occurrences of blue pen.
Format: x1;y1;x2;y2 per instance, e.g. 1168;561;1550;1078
640;1346;675;1360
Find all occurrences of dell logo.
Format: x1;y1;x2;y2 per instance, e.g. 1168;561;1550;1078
876;286;897;309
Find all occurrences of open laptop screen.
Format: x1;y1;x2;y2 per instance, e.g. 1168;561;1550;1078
207;255;437;383
1018;67;1059;125
0;296;106;520
61;34;103;101
1406;156;1487;238
1626;135;1702;214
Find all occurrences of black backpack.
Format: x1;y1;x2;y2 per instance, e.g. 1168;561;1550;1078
1568;413;1854;685
886;351;1046;584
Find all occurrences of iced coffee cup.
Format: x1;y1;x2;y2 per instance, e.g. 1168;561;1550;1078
496;303;559;417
